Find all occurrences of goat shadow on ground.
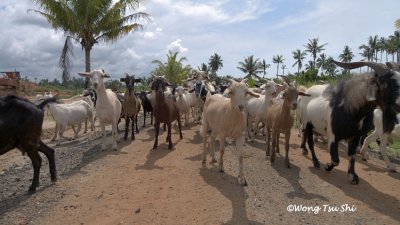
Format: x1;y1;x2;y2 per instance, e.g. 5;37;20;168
135;147;175;171
270;160;328;201
199;164;264;225
309;168;400;222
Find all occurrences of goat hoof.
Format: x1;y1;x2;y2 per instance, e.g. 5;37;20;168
51;176;57;182
362;158;367;162
28;186;37;194
314;161;320;169
389;169;397;173
325;163;335;172
220;169;224;173
239;178;247;186
348;173;359;185
132;136;135;141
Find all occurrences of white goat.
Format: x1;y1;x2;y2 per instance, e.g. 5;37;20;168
79;69;122;150
176;86;191;126
359;108;399;172
201;79;259;185
49;100;94;145
246;80;277;141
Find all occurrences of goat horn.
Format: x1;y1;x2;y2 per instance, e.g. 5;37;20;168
278;75;292;86
228;79;237;85
333;60;390;76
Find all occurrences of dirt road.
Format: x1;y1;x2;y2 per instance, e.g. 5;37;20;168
1;119;399;225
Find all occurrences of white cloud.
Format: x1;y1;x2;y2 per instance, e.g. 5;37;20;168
166;39;188;53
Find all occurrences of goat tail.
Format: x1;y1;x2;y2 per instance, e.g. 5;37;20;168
37;96;58;110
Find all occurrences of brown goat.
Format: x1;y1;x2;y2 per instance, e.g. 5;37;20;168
120;74;142;140
266;76;310;168
151;76;183;149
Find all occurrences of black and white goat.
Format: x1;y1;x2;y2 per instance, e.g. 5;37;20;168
299;61;400;184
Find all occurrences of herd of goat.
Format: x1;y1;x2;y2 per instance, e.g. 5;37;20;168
1;60;400;193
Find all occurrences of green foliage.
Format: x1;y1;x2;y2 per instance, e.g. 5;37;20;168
105;79;123;92
246;77;257;88
152;51;191;85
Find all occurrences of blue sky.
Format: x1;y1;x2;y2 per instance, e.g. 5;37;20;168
0;0;399;81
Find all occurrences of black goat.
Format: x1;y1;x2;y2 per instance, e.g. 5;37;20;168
0;95;57;193
138;91;153;127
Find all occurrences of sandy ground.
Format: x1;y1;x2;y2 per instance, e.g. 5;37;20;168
0;116;399;225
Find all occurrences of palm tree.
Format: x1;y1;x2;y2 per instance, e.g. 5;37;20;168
316;53;329;75
389;31;400;63
338;46;354;74
30;0;149;87
272;55;284;78
260;59;271;78
281;64;287;75
152;50;191;85
338;45;354;62
292;49;307;75
304;60;314;71
325;57;337;76
237;55;263;79
208;53;223;75
197;63;210;74
377;37;387;62
304;38;327;69
368;35;379;62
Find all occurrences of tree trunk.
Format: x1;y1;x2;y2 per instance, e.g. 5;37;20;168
276;64;279;78
85;47;91;88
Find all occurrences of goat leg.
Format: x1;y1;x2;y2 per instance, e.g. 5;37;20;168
131;116;135;140
124;117;129;140
153;121;160;149
38;141;57;182
27;149;42;193
135;115;139;133
167;123;173;149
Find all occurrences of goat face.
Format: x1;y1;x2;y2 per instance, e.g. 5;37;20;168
121;74;142;94
176;86;185;97
79;69;109;91
151;77;171;96
227;81;260;112
264;81;277;97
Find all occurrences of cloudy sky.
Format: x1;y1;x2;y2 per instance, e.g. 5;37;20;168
0;0;399;81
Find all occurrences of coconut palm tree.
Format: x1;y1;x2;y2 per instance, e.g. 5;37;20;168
292;49;307;75
281;64;287;75
368;35;379;62
237;55;263;79
272;55;284;78
338;46;354;74
152;50;191;85
338;45;354;62
317;53;330;75
30;0;149;87
389;31;400;63
325;57;337;76
208;53;223;75
304;38;327;69
304;60;314;71
260;59;270;78
197;63;210;74
377;37;387;62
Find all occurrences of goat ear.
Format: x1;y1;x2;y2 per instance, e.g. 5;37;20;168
188;88;195;93
247;90;260;98
78;72;90;77
120;78;126;82
298;92;311;97
102;74;110;78
135;78;142;82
